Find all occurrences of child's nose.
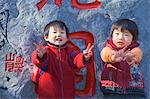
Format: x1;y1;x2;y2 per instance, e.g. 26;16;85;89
56;32;61;36
118;34;124;39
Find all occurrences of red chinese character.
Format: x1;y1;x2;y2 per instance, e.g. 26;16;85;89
36;0;48;11
36;0;102;11
14;56;24;72
54;0;62;6
5;53;15;72
71;0;102;10
5;53;24;72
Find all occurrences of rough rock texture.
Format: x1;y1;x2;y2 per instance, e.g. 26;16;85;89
0;0;149;99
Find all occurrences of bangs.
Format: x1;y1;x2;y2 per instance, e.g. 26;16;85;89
53;24;66;31
112;22;137;33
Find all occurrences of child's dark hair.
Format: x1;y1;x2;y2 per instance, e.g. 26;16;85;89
110;19;139;41
44;20;69;37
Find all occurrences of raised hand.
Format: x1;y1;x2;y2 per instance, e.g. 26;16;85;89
124;51;137;65
111;46;127;62
83;43;94;61
34;43;46;58
111;52;123;62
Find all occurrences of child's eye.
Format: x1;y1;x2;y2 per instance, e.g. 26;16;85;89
61;32;65;34
124;33;129;36
115;33;119;35
53;32;57;33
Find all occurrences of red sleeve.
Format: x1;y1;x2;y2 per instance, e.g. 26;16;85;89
67;45;90;68
31;50;48;69
74;53;85;68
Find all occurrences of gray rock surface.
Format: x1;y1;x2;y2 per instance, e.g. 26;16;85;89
0;0;149;99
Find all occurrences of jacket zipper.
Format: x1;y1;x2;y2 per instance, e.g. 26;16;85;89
58;47;64;98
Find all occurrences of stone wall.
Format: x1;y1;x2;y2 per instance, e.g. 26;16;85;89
0;0;150;99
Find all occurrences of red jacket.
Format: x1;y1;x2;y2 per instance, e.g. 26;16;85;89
32;43;85;99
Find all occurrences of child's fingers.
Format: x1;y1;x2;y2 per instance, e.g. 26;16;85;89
83;50;88;55
115;57;123;62
118;46;128;56
123;50;129;56
124;52;135;58
34;43;46;53
84;43;91;54
83;50;93;57
83;43;94;58
86;43;91;52
88;44;94;53
88;51;93;56
34;43;43;50
123;57;126;61
36;48;44;54
84;52;93;60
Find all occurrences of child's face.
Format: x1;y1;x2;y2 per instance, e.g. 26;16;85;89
45;26;67;46
112;28;133;48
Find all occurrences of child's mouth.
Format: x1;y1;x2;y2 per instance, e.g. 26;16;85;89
55;38;63;42
117;42;124;45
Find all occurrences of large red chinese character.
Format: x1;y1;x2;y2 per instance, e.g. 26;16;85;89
36;0;102;11
36;0;48;11
54;0;62;6
36;0;63;11
71;0;102;10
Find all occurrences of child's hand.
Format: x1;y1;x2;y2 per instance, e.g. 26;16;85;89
111;51;123;62
83;43;94;61
111;46;127;62
34;43;46;58
124;51;137;65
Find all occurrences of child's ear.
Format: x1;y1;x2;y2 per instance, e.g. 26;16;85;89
44;36;48;41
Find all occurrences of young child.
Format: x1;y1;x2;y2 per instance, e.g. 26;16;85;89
100;19;143;94
32;20;93;98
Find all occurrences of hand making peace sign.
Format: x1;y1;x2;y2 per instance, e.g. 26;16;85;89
83;43;94;61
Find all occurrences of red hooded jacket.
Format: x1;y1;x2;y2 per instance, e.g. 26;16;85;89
32;42;86;99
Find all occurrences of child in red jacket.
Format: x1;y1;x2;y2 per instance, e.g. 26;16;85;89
32;20;93;99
